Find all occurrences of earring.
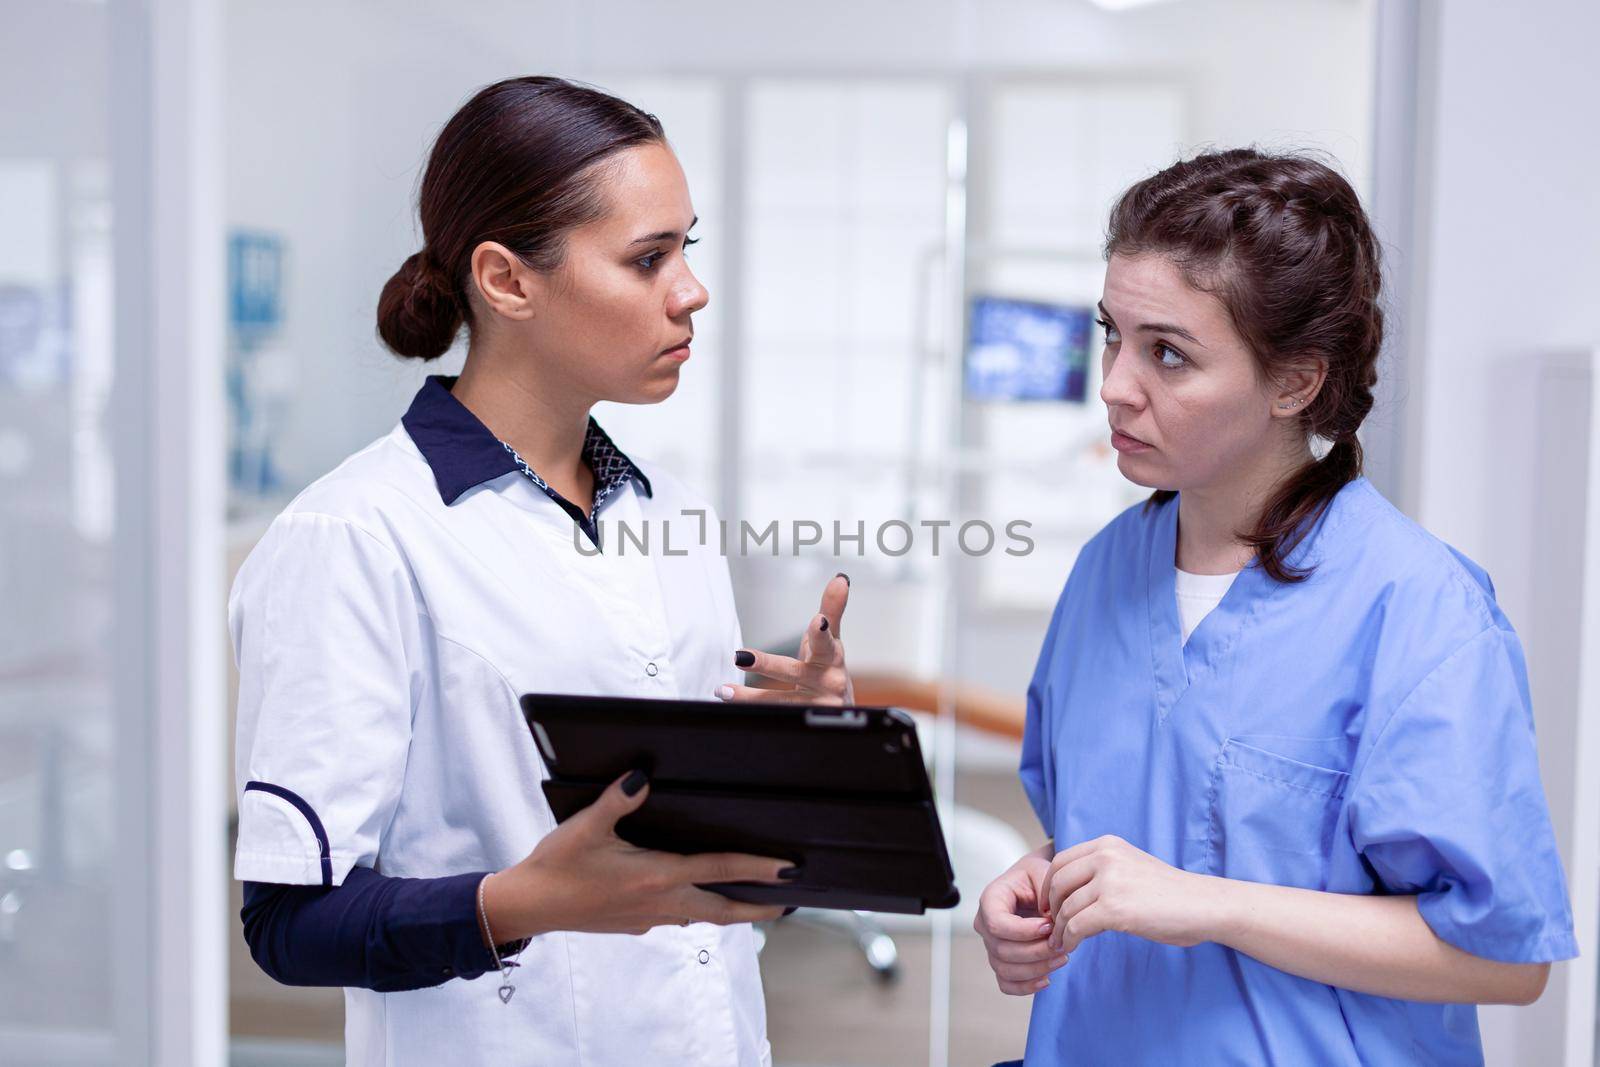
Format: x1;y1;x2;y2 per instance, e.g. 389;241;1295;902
1277;398;1302;410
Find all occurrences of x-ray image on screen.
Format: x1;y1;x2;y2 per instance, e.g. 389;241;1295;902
964;296;1092;403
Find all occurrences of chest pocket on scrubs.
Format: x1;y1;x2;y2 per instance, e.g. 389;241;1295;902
1204;738;1349;891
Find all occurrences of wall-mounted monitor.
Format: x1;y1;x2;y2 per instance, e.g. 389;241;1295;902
965;296;1092;403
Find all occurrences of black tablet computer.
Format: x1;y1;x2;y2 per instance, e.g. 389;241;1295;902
520;693;960;915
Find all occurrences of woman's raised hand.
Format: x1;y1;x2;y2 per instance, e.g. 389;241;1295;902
480;771;794;941
716;573;854;706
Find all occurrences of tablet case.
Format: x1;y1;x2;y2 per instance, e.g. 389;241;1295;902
521;693;961;914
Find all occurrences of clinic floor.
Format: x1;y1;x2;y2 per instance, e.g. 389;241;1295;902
230;770;1037;1067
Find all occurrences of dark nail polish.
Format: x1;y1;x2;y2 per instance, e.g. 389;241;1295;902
781;905;798;917
836;572;850;587
734;650;755;669
819;616;829;632
621;769;649;796
778;866;802;881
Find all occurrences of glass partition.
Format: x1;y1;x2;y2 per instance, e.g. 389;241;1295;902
0;2;132;1061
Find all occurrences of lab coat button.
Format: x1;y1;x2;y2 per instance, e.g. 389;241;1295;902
697;949;710;965
645;662;659;677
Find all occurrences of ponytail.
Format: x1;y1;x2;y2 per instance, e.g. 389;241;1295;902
375;76;665;361
1241;436;1363;583
376;251;464;361
1144;435;1363;584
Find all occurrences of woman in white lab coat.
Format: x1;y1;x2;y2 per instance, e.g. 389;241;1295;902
232;76;850;1067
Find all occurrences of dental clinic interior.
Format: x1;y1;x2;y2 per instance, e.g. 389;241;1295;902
3;1;1600;1065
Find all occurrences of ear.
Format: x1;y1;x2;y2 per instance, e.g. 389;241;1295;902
1270;358;1327;419
469;241;541;321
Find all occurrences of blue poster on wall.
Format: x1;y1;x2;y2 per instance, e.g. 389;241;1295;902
964;296;1091;403
0;282;66;388
227;230;290;503
229;231;284;338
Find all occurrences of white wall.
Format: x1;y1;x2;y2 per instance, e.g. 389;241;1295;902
1410;0;1600;584
1402;2;1600;1063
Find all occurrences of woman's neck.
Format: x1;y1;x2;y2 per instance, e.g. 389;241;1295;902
1175;437;1315;575
450;347;594;506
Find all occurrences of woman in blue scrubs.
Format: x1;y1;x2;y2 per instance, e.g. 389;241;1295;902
974;149;1577;1065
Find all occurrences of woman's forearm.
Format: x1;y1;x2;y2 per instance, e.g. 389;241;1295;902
1197;876;1549;1005
242;868;502;992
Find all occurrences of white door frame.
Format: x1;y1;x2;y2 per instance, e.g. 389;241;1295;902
1365;0;1425;515
1368;6;1599;1064
109;0;228;1063
0;1;223;1061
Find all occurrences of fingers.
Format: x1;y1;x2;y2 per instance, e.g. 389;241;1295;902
571;770;649;834
1044;853;1097;919
726;579;851;704
975;880;1066;995
803;574;850;667
990;952;1069;984
676;886;788;926
987;935;1065;966
1023;860;1053;916
678;851;797;886
674;853;798;926
1051;900;1105;951
805;610;839;665
731;646;848;694
981;911;1055;943
818;572;849;638
1049;882;1100;952
1000;860;1041;914
715;682;844;706
1048;835;1112;875
730;648;813;688
977;889;1055;943
997;975;1053;996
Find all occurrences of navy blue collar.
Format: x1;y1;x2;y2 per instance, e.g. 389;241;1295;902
401;375;652;510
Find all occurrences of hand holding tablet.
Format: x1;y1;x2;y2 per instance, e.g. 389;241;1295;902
480;768;794;940
524;693;960;914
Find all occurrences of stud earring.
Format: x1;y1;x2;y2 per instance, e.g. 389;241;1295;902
1277;398;1302;410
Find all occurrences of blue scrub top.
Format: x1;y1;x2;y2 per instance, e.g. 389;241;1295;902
1020;478;1577;1066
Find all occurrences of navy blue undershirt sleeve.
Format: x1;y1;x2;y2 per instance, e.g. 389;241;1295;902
241;868;527;993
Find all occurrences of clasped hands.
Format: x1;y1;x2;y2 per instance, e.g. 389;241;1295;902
974;835;1226;994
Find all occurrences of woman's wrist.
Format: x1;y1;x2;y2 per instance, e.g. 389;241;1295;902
1189;871;1248;946
481;866;551;944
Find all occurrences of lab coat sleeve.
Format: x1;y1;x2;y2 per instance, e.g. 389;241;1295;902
232;512;419;887
240;868;518;991
1346;624;1578;963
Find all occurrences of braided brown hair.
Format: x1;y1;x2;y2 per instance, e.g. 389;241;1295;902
1105;148;1383;583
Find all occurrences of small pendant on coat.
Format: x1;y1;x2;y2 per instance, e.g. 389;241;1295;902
498;984;515;1004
